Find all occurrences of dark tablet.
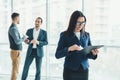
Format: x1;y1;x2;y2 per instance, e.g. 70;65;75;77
77;45;104;54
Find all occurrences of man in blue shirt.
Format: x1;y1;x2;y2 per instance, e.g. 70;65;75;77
8;13;26;80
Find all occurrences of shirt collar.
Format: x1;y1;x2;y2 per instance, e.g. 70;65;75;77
34;27;40;32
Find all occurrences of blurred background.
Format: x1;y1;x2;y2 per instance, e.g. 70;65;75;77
0;0;120;80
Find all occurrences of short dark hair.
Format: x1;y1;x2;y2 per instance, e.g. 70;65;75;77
11;13;19;20
37;17;43;23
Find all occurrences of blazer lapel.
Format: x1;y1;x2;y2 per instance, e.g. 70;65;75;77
37;29;42;40
31;28;34;39
72;32;87;48
74;32;85;46
80;32;86;48
80;33;84;47
74;33;81;46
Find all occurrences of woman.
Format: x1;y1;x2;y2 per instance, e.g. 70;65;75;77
55;10;99;80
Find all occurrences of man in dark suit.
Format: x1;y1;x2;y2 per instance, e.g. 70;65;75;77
21;17;48;80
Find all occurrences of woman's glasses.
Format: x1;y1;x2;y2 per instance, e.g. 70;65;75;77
76;21;86;26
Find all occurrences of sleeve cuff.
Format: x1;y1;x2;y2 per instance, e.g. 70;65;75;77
87;52;97;60
22;35;26;41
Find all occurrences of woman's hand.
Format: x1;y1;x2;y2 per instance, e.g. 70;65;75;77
91;49;99;56
68;44;80;52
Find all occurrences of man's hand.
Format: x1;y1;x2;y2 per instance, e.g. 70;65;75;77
24;39;29;43
30;40;39;44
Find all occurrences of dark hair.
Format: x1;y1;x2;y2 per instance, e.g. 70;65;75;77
11;13;19;20
65;10;86;36
37;17;43;23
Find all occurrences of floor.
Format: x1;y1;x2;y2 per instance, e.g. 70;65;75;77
0;74;62;80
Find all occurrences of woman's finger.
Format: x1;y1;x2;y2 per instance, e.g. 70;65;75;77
95;49;99;53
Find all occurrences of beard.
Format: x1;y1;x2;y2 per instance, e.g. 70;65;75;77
35;24;40;28
35;26;40;29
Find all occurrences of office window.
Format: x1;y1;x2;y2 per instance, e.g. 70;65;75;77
12;0;83;79
12;0;47;79
84;0;120;80
49;0;83;79
0;0;11;43
0;0;120;80
49;0;83;44
0;0;11;76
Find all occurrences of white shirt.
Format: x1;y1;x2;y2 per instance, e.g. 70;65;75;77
74;32;83;49
74;32;80;40
33;28;40;48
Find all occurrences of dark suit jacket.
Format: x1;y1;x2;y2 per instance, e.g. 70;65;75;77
26;28;48;57
55;32;97;70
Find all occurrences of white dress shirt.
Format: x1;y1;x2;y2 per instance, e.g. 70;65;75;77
74;32;83;49
74;32;80;40
33;28;40;48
